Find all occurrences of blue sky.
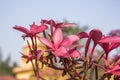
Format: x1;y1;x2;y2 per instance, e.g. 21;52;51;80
0;0;120;65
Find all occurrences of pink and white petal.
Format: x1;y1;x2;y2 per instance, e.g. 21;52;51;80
39;37;54;49
53;28;63;49
61;35;79;47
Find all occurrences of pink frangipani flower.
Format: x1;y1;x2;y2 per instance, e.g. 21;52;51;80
41;19;77;28
13;22;48;38
39;28;79;50
39;28;80;58
21;50;42;63
103;60;120;76
99;36;120;59
80;29;102;58
21;52;35;63
94;59;120;76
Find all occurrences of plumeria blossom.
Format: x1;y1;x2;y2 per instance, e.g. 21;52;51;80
21;52;35;63
13;22;48;38
99;36;120;59
109;29;120;36
41;19;77;28
104;61;120;76
85;29;102;55
39;28;80;58
13;19;120;79
21;50;42;63
41;19;77;37
78;29;102;62
94;59;120;76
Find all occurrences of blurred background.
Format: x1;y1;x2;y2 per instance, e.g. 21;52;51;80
0;0;120;79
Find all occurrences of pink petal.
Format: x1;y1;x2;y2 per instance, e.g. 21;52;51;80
69;50;81;58
84;29;102;56
30;23;48;34
47;19;56;26
53;28;63;49
36;24;48;33
54;46;68;58
68;46;81;58
37;50;42;61
55;23;63;28
109;43;120;52
111;64;120;76
90;29;102;44
99;36;120;43
38;37;54;49
21;54;29;59
41;19;48;24
13;26;29;34
61;35;79;47
99;43;110;54
99;41;120;58
77;32;88;39
30;22;37;33
104;59;109;67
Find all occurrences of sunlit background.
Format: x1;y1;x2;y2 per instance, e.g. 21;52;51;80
0;0;120;79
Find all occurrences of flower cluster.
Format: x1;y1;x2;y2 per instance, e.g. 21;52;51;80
13;19;120;80
109;29;120;36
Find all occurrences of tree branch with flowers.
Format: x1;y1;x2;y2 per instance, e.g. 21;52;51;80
13;19;120;80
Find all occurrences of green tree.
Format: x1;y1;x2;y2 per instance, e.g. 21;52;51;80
62;25;88;37
0;48;17;76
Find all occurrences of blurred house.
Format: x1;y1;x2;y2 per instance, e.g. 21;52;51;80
0;76;16;80
13;38;68;80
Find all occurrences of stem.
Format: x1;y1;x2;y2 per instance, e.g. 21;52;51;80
50;25;53;36
83;57;88;80
34;36;37;51
95;66;98;80
96;51;105;62
74;70;82;79
89;66;94;80
99;74;106;80
89;44;96;63
27;40;32;53
31;60;36;74
62;59;74;79
43;31;46;38
31;37;35;51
